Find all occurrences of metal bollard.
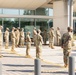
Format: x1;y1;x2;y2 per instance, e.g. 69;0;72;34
34;58;41;75
69;56;75;75
0;62;2;75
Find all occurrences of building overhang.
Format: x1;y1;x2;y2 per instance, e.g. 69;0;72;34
0;0;48;10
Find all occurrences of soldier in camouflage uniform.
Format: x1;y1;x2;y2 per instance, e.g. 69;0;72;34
61;27;73;68
4;28;9;49
33;27;37;46
20;28;25;47
0;26;3;57
56;27;61;46
11;27;16;53
15;27;20;47
43;29;47;45
48;27;55;49
25;31;31;58
36;29;43;59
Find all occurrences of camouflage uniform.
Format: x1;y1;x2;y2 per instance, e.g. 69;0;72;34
0;26;3;57
48;27;55;49
15;28;20;47
36;29;43;59
61;27;73;67
33;27;37;46
4;28;9;49
56;27;61;46
43;29;47;45
26;32;31;57
11;27;16;52
20;28;25;47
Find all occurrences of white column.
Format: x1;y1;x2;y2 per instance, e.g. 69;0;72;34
53;0;68;35
53;0;73;45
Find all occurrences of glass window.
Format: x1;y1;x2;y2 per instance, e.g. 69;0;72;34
20;18;35;38
3;9;19;15
49;8;53;16
36;8;49;16
0;18;2;25
0;9;2;14
20;9;35;15
3;18;19;32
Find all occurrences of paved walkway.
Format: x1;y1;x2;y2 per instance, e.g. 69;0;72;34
0;44;76;75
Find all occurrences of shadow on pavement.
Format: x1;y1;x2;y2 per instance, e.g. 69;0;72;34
3;64;34;67
6;70;34;72
3;55;25;58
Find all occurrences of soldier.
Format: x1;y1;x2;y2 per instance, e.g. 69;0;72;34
33;27;37;46
0;25;3;57
61;27;73;68
56;27;61;46
43;29;47;45
20;28;25;47
4;28;9;49
48;27;55;49
25;31;31;58
36;29;43;59
15;27;20;47
11;27;16;53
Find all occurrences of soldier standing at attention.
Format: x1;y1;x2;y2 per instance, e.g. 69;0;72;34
15;27;20;47
43;29;47;45
33;27;37;46
56;27;61;46
48;27;55;49
0;25;3;57
4;28;9;49
11;27;16;53
20;28;25;47
36;29;43;59
61;27;73;68
25;31;31;58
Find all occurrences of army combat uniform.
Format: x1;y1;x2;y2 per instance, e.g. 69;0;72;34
61;30;73;67
25;32;31;57
48;27;55;49
4;28;9;49
36;29;43;59
33;27;37;46
11;27;16;52
20;28;24;47
56;27;61;46
15;28;20;47
0;26;3;57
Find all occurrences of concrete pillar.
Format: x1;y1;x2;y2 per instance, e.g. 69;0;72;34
53;0;73;45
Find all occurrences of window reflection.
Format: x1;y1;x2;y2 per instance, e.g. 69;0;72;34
36;19;48;32
49;8;53;16
20;18;35;38
0;9;2;14
36;8;49;16
3;9;19;15
20;10;34;15
3;18;19;31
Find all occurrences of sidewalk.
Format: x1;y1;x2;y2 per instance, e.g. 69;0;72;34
0;45;76;75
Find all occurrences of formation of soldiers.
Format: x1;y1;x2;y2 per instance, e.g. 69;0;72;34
0;26;74;68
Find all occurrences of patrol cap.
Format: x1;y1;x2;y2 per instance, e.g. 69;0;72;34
27;31;30;34
37;29;41;33
67;27;73;31
12;27;15;30
6;28;9;30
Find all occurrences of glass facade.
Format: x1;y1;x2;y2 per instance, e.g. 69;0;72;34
0;8;53;40
73;12;76;33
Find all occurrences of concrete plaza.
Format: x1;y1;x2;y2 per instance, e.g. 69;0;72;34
0;44;76;75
